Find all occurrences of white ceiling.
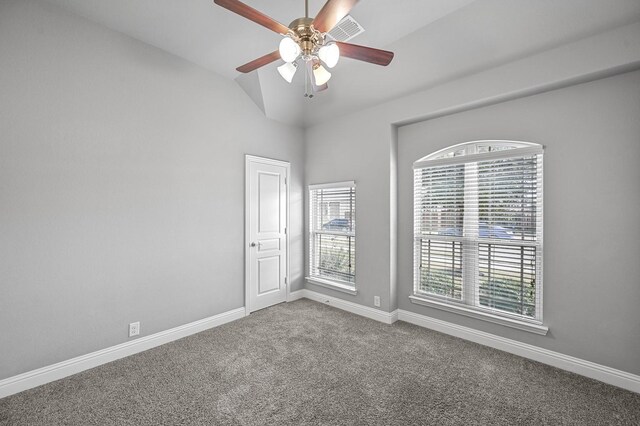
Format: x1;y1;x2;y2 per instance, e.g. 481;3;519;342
44;0;640;127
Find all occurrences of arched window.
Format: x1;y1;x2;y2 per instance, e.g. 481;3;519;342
412;140;545;331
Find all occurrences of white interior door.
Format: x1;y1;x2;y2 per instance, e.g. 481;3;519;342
246;156;288;313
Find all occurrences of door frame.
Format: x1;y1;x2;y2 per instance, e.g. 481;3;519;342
245;155;291;315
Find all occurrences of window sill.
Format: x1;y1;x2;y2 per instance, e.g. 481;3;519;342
408;295;548;335
306;277;357;295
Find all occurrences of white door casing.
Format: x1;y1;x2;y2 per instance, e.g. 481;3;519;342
245;155;289;313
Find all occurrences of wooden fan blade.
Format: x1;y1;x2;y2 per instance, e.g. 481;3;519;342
236;51;281;73
312;0;358;33
214;0;290;35
335;42;394;66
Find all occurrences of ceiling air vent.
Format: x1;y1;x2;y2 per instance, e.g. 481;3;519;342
326;15;365;42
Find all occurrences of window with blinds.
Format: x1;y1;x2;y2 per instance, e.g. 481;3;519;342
413;141;543;323
309;181;356;288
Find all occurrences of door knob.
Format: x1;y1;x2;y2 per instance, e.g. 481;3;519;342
250;242;256;247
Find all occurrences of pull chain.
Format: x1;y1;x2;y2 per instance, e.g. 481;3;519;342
304;62;314;98
303;0;312;98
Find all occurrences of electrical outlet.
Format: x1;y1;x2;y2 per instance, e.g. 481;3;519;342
129;322;140;337
374;296;381;307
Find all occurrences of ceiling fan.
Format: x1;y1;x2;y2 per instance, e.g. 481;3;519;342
213;0;394;97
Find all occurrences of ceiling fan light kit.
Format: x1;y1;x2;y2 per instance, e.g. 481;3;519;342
277;61;298;83
279;36;301;63
318;43;340;68
213;0;394;98
312;63;332;86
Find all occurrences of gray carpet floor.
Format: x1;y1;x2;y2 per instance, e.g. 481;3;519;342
1;299;639;425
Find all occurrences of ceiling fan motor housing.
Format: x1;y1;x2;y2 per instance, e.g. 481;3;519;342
288;17;323;57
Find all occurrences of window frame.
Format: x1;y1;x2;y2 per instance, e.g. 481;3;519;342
307;180;357;295
412;141;547;335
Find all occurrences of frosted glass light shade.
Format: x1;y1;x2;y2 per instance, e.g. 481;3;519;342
313;64;332;86
277;62;297;83
318;43;340;68
279;37;301;63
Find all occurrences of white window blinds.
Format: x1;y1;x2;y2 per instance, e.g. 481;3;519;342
309;181;356;286
414;141;543;323
414;163;465;299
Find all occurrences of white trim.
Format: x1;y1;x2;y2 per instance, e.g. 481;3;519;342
0;307;246;399
245;157;251;315
308;180;356;190
306;277;358;295
300;289;397;324
409;295;549;335
413;145;544;169
287;289;305;302
398;309;640;394
284;162;291;307
245;154;290;168
417;140;539;162
245;155;291;314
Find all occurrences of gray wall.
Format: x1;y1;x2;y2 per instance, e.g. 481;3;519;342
305;121;395;311
398;70;640;375
0;0;304;380
305;22;640;375
2;0;639;382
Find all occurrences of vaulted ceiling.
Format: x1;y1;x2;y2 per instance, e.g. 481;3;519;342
44;0;640;127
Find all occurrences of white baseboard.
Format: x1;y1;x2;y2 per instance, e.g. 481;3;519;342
287;289;305;302
300;289;398;325
0;307;246;399
398;309;640;394
5;300;635;400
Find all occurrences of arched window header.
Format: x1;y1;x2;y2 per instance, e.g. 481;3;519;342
414;140;544;169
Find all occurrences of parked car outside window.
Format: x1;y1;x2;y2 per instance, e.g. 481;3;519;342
322;218;351;231
438;223;514;239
